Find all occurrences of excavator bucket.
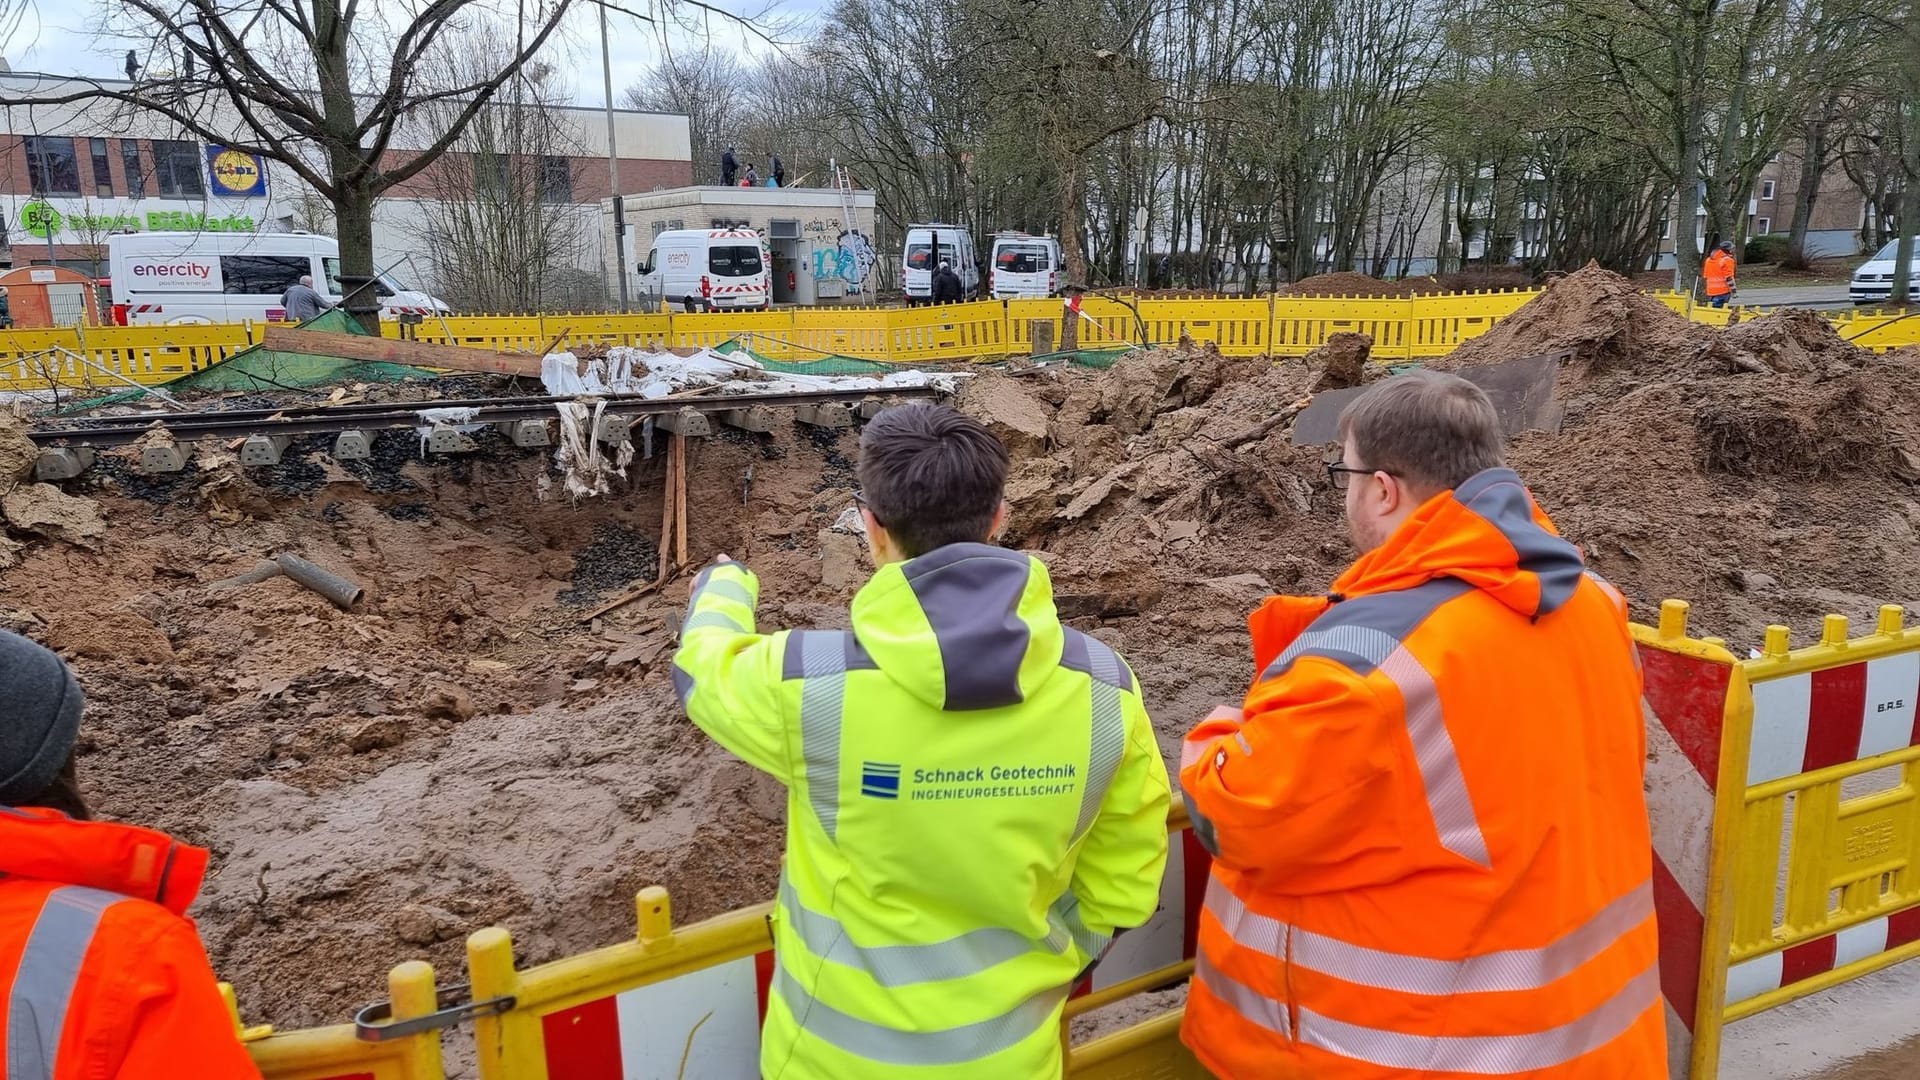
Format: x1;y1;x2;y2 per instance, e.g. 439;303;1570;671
1291;349;1569;446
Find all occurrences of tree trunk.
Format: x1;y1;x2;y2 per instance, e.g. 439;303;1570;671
1060;153;1087;287
1788;118;1828;259
313;0;381;333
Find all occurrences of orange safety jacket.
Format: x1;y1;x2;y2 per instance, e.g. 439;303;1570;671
0;806;260;1079
1179;468;1664;1079
1704;250;1736;296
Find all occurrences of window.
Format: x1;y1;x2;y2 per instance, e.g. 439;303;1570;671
121;141;145;198
152;139;204;197
1760;179;1776;200
1659;217;1672;240
708;245;763;277
474;153;510;195
24;136;80;196
322;256;398;297
1756;217;1771;235
541;156;572;203
90;138;113;198
220;255;311;296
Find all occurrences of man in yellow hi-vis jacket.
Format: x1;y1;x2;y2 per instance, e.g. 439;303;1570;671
673;402;1171;1080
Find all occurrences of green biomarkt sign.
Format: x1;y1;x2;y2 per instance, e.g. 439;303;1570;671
20;200;256;240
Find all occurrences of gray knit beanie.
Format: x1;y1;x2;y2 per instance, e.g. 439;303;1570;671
0;631;84;805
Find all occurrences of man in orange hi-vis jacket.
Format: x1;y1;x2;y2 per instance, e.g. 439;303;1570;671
1179;371;1663;1079
1;630;260;1079
1704;240;1737;307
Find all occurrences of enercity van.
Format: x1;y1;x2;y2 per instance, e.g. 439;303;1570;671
902;224;980;304
989;232;1063;299
106;232;449;324
638;229;772;312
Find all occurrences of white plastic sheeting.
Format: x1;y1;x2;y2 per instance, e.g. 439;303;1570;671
539;347;963;399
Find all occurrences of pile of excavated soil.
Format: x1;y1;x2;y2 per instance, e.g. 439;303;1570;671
0;418;868;1029
6;271;1919;1036
1287;271;1416;298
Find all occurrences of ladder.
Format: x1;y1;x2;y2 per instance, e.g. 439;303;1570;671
831;159;858;234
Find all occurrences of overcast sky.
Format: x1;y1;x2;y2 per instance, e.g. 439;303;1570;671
3;0;820;109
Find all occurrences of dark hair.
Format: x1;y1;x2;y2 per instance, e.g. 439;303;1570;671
1337;369;1506;495
856;403;1010;558
14;753;90;821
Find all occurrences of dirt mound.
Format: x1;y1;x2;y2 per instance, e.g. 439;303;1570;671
1288;271;1415;298
1437;263;1711;374
0;411;34;488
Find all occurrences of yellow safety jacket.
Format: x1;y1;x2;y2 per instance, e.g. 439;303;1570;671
673;543;1171;1080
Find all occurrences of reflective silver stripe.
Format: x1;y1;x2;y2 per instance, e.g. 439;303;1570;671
1047;889;1110;960
1181;790;1221;857
1194;946;1290;1037
1297;963;1661;1074
799;631;851;841
781;877;1067;985
1203;876;1288;956
774;957;1068;1065
1266;625;1401;680
7;886;124;1080
1291;880;1655;995
698;578;754;608
1072;637;1128;842
683;610;750;634
1379;646;1490;866
1208;874;1654;996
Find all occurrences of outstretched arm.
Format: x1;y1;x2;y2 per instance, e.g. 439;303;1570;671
671;561;795;782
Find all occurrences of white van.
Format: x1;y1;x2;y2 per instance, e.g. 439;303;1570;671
1849;237;1920;305
989;232;1063;299
638;229;772;312
107;232;450;324
902;224;980;304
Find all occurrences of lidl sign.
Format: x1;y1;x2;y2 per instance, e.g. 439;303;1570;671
207;146;268;197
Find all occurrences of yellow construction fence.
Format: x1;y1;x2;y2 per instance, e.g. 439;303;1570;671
5;291;1917;394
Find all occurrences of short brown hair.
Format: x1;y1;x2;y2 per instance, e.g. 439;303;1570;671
1337;370;1506;494
857;403;1010;557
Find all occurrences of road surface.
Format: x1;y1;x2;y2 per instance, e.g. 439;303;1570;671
1730;283;1853;310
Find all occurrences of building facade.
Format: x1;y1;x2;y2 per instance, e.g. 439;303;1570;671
604;185;882;305
0;73;692;295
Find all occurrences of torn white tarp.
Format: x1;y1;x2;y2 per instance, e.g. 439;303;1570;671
415;406;486;456
540;346;964;399
553;399;635;500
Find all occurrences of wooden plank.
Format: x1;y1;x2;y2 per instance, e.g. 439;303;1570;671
260;327;544;377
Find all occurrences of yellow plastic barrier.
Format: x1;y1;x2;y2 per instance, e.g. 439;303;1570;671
1722;608;1920;1024
7;292;1917;393
244;962;448;1080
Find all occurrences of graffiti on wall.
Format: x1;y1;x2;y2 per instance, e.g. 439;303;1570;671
803;218;878;294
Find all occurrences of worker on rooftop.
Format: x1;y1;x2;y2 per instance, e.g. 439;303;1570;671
1179;371;1664;1077
0;631;260;1077
673;402;1171;1079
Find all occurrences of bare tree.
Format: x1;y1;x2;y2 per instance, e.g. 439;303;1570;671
414;31;597;313
624;50;747;185
1;0;576;329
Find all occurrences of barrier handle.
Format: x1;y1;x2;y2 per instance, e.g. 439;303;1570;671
354;982;516;1042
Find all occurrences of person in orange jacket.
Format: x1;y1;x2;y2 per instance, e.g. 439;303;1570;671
0;630;260;1078
1704;240;1737;307
1179;371;1663;1079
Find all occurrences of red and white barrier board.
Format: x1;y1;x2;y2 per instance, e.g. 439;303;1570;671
541;953;773;1080
1726;907;1920;1007
1747;654;1920;784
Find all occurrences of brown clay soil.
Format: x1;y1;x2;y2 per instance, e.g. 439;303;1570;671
2;264;1919;1056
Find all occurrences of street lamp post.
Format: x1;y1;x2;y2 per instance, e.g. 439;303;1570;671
600;2;630;311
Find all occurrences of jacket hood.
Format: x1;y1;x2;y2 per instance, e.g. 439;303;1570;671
1249;469;1586;673
850;543;1065;711
1337;467;1586;617
0;806;208;916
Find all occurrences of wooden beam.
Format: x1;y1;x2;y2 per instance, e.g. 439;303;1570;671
260;327;545;377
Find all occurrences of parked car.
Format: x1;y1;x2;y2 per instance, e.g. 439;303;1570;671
108;231;449;324
902;224;980;304
637;228;772;312
988;232;1063;299
1850;237;1920;305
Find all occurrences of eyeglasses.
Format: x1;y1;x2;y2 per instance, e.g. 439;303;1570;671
852;490;883;525
1325;461;1388;490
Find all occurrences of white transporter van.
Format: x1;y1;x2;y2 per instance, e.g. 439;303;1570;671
902;224;980;304
107;232;449;324
638;229;772;312
989;232;1064;299
1850;237;1920;305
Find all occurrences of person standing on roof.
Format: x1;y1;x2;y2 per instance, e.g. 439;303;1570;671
1179;371;1664;1079
280;275;334;323
770;153;786;188
742;162;760;188
721;145;738;187
674;403;1171;1080
0;631;262;1078
930;260;964;304
1704;239;1737;308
